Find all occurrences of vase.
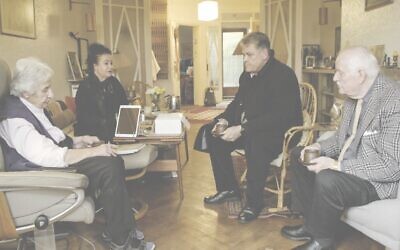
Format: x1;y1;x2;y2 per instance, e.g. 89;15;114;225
152;94;161;111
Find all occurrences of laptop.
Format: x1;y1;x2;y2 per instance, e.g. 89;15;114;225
115;105;141;138
114;105;144;155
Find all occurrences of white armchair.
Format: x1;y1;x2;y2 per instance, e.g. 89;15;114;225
0;58;95;249
342;184;400;250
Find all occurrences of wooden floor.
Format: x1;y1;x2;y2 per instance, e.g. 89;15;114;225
0;122;384;250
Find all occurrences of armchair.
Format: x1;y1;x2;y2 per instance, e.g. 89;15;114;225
0;58;95;249
285;102;400;250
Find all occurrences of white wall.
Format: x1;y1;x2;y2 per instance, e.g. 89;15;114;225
302;0;340;57
341;0;400;54
0;0;95;100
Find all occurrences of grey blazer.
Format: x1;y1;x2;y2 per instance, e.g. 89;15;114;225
319;74;400;199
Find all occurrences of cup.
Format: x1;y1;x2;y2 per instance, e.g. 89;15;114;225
214;123;228;136
303;149;320;164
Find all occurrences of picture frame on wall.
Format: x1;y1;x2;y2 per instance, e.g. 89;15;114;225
0;0;36;39
67;52;84;81
365;0;393;11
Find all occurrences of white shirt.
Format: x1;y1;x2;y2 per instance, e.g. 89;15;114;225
0;97;68;168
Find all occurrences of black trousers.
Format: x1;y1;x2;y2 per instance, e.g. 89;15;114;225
290;147;380;241
205;123;279;211
73;156;134;245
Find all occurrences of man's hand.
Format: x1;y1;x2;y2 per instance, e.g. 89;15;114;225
306;156;338;173
211;118;229;137
220;125;242;142
300;143;321;162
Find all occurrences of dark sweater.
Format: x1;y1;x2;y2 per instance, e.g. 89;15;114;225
216;57;303;149
75;75;128;141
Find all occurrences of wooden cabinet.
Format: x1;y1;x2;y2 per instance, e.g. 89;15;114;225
303;68;342;123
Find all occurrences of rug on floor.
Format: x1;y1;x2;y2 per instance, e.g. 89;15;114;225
229;154;293;219
226;195;293;219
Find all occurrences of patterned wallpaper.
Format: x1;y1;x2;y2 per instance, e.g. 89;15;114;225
342;0;400;55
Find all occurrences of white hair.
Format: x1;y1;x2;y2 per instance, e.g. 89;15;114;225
337;46;380;80
10;57;54;97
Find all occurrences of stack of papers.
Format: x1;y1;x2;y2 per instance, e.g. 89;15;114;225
154;113;190;135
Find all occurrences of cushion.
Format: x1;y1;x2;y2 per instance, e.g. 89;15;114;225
342;198;400;247
65;96;76;114
121;145;158;170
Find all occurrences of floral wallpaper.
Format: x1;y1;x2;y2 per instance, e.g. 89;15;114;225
341;0;400;54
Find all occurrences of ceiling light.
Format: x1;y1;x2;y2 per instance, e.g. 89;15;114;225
198;1;219;21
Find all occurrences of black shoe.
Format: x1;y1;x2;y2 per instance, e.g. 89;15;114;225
281;224;312;241
204;191;240;204
238;206;259;223
292;239;333;250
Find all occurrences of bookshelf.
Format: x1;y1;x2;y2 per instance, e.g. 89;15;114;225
303;68;342;123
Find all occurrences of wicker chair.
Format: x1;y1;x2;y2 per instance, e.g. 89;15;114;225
265;82;317;212
238;82;318;213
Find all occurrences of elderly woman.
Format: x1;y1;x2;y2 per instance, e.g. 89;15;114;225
0;57;154;250
75;43;128;142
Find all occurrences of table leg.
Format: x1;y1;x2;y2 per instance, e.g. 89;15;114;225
184;130;189;164
175;143;184;200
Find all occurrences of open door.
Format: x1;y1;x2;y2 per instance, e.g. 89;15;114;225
178;25;194;105
222;29;246;98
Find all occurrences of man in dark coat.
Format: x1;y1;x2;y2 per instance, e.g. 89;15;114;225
202;32;303;223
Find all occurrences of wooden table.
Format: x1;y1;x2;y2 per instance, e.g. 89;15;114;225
114;131;189;200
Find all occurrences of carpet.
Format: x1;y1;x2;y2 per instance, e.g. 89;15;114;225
226;196;293;219
182;106;224;122
227;154;294;219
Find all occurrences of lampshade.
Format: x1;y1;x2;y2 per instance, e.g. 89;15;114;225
198;1;218;21
232;41;243;55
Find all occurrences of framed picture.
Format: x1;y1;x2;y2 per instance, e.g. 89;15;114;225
67;52;84;81
305;56;316;69
302;44;320;68
0;0;36;39
365;0;393;11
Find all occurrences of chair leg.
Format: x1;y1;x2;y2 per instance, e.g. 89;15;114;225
17;237;27;250
277;164;287;210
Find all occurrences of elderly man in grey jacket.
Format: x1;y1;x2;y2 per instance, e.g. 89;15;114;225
281;46;400;250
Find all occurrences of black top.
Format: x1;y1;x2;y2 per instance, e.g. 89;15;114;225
216;57;303;149
75;75;128;141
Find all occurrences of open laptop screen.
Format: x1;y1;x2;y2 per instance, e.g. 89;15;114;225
115;105;141;137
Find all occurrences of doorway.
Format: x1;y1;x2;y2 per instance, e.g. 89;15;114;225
178;25;194;105
222;29;246;98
